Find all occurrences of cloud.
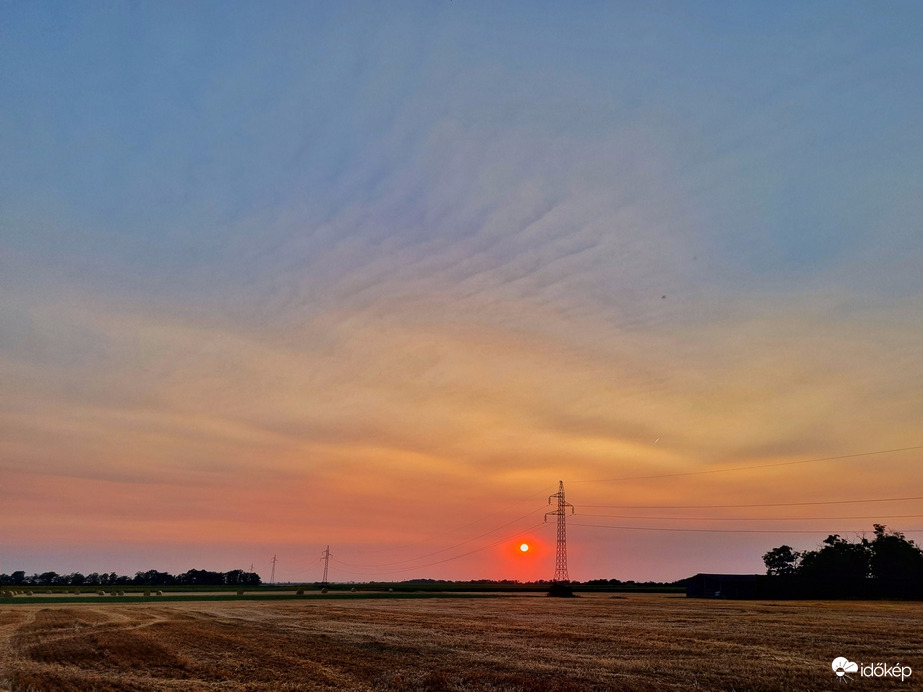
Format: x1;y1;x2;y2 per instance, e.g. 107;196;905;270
2;3;922;578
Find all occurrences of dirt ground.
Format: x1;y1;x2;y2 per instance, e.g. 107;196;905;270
1;593;921;691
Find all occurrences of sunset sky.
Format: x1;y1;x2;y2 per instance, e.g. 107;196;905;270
2;2;922;583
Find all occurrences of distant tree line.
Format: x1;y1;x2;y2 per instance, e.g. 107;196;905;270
762;524;923;599
580;578;682;587
0;568;261;587
400;578;680;586
402;579;528;584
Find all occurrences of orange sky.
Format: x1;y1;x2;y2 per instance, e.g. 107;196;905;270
2;4;922;582
3;289;921;581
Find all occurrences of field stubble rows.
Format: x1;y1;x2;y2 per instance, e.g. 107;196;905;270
1;593;922;691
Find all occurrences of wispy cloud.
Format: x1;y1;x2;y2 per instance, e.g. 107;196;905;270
2;2;922;580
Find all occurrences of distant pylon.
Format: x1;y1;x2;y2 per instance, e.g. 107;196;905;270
545;480;575;582
320;545;332;585
270;555;278;585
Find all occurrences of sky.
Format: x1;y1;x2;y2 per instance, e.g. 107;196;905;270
1;1;922;583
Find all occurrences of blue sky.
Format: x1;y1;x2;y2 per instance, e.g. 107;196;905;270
1;2;922;582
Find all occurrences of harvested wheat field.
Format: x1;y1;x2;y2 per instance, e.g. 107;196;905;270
1;593;922;691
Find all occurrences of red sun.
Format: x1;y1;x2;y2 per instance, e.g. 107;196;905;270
519;543;530;552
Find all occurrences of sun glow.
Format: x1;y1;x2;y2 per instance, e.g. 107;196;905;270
519;543;530;552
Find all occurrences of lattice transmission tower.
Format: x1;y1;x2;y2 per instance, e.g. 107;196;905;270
270;555;278;585
320;545;332;586
545;480;575;582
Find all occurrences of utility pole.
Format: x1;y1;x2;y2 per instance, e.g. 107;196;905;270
270;555;277;585
545;480;575;582
320;545;332;586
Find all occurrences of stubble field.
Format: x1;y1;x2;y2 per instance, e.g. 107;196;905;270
1;593;921;691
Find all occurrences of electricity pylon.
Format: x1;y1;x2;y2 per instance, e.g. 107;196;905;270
270;555;277;585
320;545;332;586
545;480;575;582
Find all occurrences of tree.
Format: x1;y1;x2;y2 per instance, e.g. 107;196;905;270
798;534;870;584
133;570;175;586
762;545;801;576
762;525;923;598
869;524;923;589
224;569;246;586
179;569;223;586
36;572;59;586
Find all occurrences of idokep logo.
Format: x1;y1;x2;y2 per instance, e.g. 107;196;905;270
832;657;912;682
832;658;858;679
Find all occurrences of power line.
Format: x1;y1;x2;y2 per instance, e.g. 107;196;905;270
334;506;548;569
581;495;923;509
570;522;923;534
572;445;923;484
283;486;557;581
331;522;549;576
344;483;558;558
580;513;923;521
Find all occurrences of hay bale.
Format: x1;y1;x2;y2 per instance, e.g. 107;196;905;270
296;588;305;595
